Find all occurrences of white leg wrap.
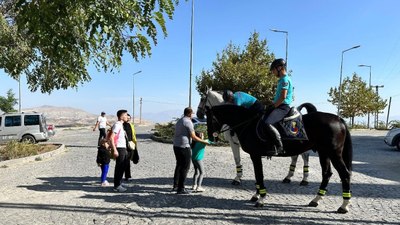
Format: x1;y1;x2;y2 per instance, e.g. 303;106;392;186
312;195;323;204
340;199;350;211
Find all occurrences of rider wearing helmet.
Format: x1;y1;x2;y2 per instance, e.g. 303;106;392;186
264;58;293;155
223;90;264;115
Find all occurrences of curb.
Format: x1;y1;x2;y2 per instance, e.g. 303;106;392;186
0;143;66;168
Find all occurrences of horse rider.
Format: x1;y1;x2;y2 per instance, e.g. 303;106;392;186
263;58;293;155
222;90;265;115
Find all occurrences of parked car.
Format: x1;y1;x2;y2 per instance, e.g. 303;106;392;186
0;112;49;143
384;128;400;150
192;116;207;128
47;124;56;137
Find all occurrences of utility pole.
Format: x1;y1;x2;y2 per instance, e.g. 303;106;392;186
371;85;384;128
139;97;143;124
386;97;392;129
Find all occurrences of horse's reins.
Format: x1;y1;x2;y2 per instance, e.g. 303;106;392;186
202;92;258;137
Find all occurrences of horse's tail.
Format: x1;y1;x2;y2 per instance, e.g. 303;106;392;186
341;118;353;172
297;103;317;114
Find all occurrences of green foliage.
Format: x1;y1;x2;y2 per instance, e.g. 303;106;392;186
0;0;179;93
0;89;17;113
328;73;387;126
151;122;228;146
195;32;276;104
152;121;176;142
388;120;400;129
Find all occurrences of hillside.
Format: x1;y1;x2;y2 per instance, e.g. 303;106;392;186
22;106;105;127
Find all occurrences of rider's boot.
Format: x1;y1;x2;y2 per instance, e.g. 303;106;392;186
266;124;285;155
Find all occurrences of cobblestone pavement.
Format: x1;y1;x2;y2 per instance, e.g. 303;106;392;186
0;127;399;224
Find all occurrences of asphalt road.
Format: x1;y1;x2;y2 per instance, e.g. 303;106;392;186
0;126;399;224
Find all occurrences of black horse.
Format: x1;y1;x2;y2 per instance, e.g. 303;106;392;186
207;103;353;213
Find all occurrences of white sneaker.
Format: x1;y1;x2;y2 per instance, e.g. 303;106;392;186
101;181;110;187
196;187;205;192
192;185;197;190
113;185;127;192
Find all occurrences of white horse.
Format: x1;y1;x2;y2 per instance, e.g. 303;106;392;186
196;89;310;185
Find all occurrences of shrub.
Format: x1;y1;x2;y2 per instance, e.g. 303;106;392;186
152;121;228;146
0;141;39;160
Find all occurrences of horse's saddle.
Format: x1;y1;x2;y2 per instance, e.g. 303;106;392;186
256;107;308;142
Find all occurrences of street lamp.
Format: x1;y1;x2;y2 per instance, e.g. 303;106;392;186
188;0;194;108
132;70;142;124
270;29;288;67
18;75;21;113
337;45;361;116
358;64;372;128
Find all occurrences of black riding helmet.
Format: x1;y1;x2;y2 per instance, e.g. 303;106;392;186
223;90;234;102
270;58;286;71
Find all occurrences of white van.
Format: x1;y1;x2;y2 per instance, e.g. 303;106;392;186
0;112;49;143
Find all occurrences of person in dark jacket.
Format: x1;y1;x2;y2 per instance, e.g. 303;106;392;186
123;114;137;182
96;138;111;186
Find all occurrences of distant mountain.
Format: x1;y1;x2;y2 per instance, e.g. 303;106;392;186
143;109;182;123
22;106;101;127
22;105;152;127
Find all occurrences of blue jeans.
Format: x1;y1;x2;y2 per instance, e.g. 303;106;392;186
264;104;290;125
100;164;109;183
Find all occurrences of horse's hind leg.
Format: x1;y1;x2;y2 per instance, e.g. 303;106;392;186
250;153;267;207
330;156;352;213
283;155;298;183
300;151;310;186
309;155;332;207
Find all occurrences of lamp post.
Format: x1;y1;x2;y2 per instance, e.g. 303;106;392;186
270;29;288;67
18;75;21;113
358;64;372;128
132;70;142;124
337;45;361;116
188;0;194;108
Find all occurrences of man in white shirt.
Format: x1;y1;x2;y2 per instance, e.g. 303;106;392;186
110;110;129;192
93;112;111;145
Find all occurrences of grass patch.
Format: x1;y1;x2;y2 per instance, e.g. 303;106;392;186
0;141;59;161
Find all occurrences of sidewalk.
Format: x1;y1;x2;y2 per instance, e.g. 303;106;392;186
0;127;399;224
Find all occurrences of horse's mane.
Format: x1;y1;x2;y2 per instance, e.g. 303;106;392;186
212;104;258;120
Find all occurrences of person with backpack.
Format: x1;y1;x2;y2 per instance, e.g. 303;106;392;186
109;109;129;192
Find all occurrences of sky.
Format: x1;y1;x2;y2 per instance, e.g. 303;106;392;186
1;0;400;123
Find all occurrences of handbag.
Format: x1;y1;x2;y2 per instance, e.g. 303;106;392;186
127;140;136;151
125;132;136;151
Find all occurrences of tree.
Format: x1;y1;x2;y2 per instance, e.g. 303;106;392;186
196;32;276;104
0;89;18;113
0;0;179;93
328;73;387;126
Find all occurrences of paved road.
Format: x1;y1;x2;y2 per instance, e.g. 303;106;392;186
0;126;399;224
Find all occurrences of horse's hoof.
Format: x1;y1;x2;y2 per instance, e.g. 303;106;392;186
299;180;309;186
308;201;318;207
254;202;264;207
337;207;348;214
282;178;291;183
231;180;241;185
250;196;259;202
